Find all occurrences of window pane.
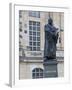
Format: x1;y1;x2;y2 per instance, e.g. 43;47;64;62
29;31;32;35
33;32;36;36
29;21;32;25
29;47;32;51
29;42;32;45
36;73;39;76
32;73;35;79
33;37;36;41
37;32;40;36
36;68;39;72
40;73;43;76
37;42;40;46
37;37;40;41
33;42;36;46
29;26;32;30
40;69;43;72
33;47;36;51
37;27;40;31
32;73;35;76
37;47;40;51
33;26;36;30
32;69;35;72
29;36;32;40
37;22;40;26
33;21;36;26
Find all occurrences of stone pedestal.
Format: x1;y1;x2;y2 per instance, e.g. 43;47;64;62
43;59;58;78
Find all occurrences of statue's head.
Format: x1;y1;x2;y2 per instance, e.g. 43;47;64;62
48;18;53;25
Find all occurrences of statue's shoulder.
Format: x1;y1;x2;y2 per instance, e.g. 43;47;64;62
44;24;49;32
45;24;49;27
44;24;47;28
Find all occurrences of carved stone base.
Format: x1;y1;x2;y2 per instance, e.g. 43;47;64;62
43;59;58;78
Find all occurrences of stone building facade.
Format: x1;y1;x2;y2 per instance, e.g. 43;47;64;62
19;11;64;79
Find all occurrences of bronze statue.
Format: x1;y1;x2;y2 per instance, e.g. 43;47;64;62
44;18;59;61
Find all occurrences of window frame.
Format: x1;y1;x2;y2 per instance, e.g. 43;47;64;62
29;21;41;51
32;68;44;79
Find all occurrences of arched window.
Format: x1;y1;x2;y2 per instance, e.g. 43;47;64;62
32;68;43;79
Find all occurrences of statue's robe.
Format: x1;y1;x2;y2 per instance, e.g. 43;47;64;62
44;24;58;59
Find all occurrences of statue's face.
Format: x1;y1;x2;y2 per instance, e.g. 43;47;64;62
48;18;53;25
